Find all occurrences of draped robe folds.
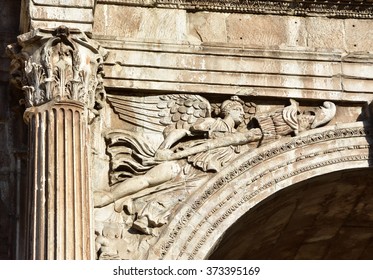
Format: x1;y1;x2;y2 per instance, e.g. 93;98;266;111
184;117;241;172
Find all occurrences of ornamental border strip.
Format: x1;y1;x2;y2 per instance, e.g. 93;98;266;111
97;0;373;19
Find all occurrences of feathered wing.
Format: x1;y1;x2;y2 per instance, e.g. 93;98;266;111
107;94;212;134
106;94;212;185
107;94;165;133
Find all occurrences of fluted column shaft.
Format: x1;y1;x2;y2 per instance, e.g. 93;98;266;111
26;102;91;259
8;26;107;259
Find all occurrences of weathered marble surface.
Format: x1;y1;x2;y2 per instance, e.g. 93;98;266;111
91;4;373;105
8;26;107;259
2;0;373;260
149;122;373;260
98;40;373;103
93;5;373;51
96;0;373;19
20;0;95;33
209;169;373;260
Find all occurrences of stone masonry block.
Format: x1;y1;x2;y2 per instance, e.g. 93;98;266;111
226;14;307;48
305;17;344;50
30;5;94;23
93;5;187;41
345;19;373;52
188;12;228;43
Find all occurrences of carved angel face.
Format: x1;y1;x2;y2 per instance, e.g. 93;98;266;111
226;104;245;125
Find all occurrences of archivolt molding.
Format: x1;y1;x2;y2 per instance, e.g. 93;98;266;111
97;0;373;19
150;121;373;260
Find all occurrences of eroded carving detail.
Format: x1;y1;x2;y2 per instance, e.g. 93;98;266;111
94;95;262;259
253;99;337;142
6;26;108;259
94;93;338;259
182;144;372;259
186;152;372;260
8;26;107;115
159;125;372;259
97;0;373;19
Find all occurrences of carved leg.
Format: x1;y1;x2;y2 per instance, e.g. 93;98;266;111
94;161;181;208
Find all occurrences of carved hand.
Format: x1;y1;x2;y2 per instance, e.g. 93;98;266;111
254;128;263;136
245;128;263;141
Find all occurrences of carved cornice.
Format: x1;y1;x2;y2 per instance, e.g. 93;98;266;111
7;26;107;111
97;0;373;19
98;39;373;103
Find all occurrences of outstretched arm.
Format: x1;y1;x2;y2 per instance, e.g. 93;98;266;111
158;128;190;150
157;128;263;161
155;128;191;161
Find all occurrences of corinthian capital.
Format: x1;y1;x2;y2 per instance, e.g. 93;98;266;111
8;26;107;111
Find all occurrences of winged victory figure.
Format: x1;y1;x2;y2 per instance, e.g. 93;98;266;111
93;94;336;259
94;94;262;210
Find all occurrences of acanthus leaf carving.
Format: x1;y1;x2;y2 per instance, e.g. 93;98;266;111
7;26;108;116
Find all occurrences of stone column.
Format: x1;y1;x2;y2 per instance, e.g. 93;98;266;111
8;26;106;259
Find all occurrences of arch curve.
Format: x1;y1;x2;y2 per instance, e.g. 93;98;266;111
147;121;373;260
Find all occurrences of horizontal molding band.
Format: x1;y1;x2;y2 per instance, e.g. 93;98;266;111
96;0;373;19
103;65;343;90
32;0;94;8
104;79;372;102
29;3;94;23
99;39;344;61
98;39;373;100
